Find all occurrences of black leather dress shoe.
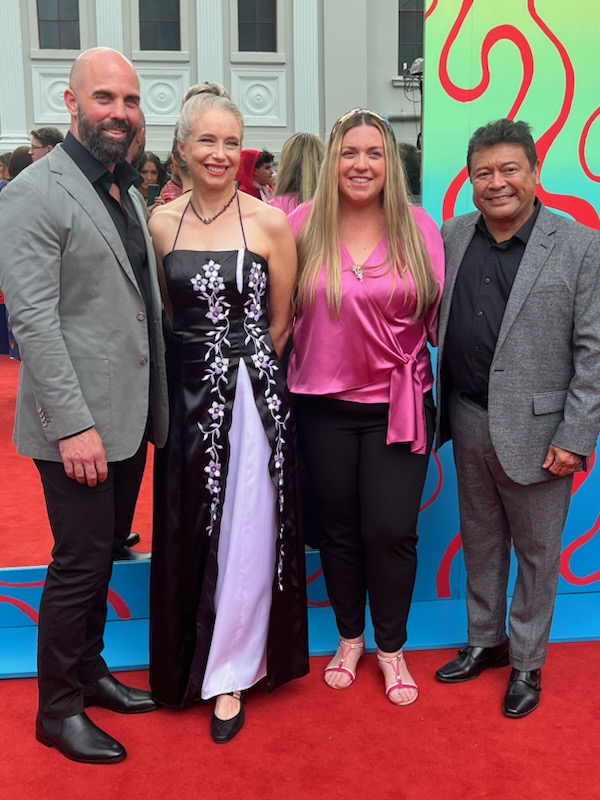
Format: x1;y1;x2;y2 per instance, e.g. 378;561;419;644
84;674;159;714
125;532;141;548
503;668;541;718
211;693;245;744
436;643;510;683
113;546;151;561
36;711;126;764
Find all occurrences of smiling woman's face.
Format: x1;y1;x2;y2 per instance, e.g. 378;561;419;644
337;123;386;208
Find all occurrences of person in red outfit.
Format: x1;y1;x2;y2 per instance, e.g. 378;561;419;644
237;148;274;201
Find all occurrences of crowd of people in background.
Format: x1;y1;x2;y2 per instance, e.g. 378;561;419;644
0;121;420;219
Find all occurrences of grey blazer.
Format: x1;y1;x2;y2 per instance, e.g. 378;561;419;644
0;145;168;462
436;204;600;485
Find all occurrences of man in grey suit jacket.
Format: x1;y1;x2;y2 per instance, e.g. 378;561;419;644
434;119;600;717
0;48;168;763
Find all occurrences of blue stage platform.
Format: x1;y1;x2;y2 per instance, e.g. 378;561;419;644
2;542;600;678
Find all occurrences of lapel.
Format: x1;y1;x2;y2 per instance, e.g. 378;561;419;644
494;205;557;355
439;212;478;344
48;147;140;292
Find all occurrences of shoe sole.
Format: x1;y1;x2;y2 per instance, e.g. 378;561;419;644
35;730;126;764
503;700;540;719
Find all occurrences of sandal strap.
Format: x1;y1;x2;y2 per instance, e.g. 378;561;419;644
377;650;419;703
340;638;365;651
324;664;357;682
337;639;365;670
377;651;404;666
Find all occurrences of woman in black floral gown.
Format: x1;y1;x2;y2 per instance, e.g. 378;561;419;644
148;85;308;744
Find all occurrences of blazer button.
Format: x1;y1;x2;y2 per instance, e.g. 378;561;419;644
140;356;148;365
137;312;146;321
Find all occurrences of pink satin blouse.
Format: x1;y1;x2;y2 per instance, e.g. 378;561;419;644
287;201;445;455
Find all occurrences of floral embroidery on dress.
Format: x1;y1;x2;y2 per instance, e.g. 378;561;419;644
190;260;231;536
244;259;289;590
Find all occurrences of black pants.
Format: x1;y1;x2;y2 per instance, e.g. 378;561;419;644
35;439;147;718
296;395;434;652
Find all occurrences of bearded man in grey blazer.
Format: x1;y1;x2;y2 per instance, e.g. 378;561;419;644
434;119;600;718
0;48;168;763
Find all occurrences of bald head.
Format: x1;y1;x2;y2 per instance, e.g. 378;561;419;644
64;48;141;168
69;48;137;93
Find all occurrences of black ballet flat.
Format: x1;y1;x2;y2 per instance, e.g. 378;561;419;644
210;692;245;744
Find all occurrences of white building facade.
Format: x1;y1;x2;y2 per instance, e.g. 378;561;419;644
1;1;423;156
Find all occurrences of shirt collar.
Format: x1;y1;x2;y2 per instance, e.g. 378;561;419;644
475;197;541;245
62;131;141;193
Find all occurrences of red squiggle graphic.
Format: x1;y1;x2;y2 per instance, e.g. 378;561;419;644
0;596;39;623
442;167;470;225
572;450;596;496
439;1;534;218
306;566;330;607
425;0;439;19
107;588;132;620
0;579;45;588
528;1;600;228
436;532;463;599
0;581;132;620
439;1;600;228
579;107;600;182
560;515;600;586
420;448;444;511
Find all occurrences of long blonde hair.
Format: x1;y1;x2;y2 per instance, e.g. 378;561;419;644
273;132;325;203
295;109;437;319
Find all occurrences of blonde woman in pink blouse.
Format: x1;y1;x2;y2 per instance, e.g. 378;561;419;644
288;108;444;706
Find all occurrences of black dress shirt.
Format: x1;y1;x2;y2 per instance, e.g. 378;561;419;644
444;200;540;405
61;133;154;435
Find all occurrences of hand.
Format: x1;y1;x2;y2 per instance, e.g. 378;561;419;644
542;444;583;478
58;428;108;487
148;196;166;214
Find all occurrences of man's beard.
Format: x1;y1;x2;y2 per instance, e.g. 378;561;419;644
77;107;134;165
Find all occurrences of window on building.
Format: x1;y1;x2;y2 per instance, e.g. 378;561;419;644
398;0;424;74
139;0;181;51
37;0;80;50
238;0;276;52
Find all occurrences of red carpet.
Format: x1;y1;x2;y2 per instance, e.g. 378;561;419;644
3;359;600;798
0;355;154;566
1;644;600;799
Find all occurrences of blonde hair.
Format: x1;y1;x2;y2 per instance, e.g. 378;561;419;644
273;132;325;203
178;83;244;144
182;81;231;105
295;109;437;319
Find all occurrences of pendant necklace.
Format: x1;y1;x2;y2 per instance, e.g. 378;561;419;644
351;264;364;282
189;189;237;224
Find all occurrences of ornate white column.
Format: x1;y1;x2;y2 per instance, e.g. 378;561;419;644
0;0;28;147
196;0;224;84
322;0;368;131
293;0;320;134
95;0;125;51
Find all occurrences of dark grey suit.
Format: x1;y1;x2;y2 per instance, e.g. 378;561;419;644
0;145;169;716
436;204;600;668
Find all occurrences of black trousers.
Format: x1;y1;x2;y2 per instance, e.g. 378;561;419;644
296;395;434;652
35;439;147;718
